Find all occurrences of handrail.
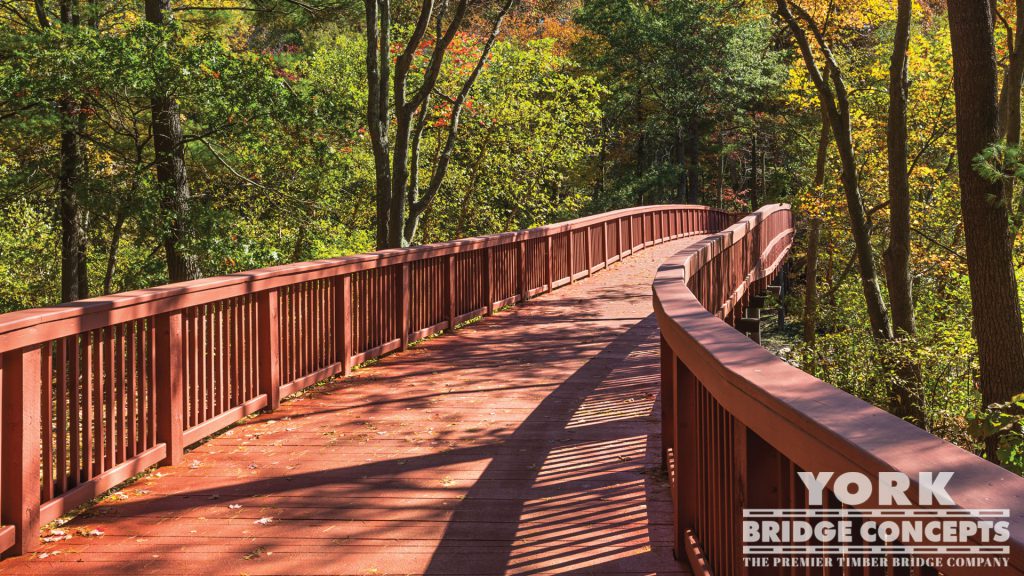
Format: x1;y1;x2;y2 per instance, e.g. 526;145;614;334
653;204;1024;575
0;204;735;556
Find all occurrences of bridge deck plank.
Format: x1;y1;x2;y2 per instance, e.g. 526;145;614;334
0;237;701;575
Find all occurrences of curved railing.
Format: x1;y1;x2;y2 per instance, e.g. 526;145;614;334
0;204;735;556
654;204;1024;575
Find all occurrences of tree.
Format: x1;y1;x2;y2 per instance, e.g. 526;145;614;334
776;0;893;340
575;0;784;210
881;0;926;424
35;0;90;301
803;99;829;349
883;0;914;339
145;0;201;281
947;0;1024;462
363;0;518;248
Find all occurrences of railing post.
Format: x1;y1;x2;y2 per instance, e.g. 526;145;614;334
1;345;42;555
400;262;411;350
257;289;281;411
617;218;623;257
545;236;553;293
336;275;352;375
448;255;457;329
585;227;593;277
485;246;495;315
518;242;528;302
155;311;184;466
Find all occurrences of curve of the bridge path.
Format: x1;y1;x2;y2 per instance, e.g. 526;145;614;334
0;236;703;575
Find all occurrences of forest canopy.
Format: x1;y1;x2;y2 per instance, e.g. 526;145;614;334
4;0;1024;471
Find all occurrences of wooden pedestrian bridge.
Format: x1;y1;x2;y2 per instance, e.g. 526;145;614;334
0;204;1021;575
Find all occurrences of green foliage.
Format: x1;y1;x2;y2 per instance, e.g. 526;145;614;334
573;0;787;209
0;8;604;307
967;394;1024;474
423;39;604;238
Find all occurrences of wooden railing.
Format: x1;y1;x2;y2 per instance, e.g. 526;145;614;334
654;204;1024;575
0;204;734;556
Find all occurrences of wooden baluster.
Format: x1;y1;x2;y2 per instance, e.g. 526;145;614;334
57;340;69;494
518;241;527;302
2;345;43;555
617;218;623;257
92;330;103;473
336;275;352;375
41;343;53;502
545;236;553;293
257;289;281;411
585;227;593;278
70;336;82;488
156;311;184;466
447;255;457;330
400;263;411;350
674;360;699;561
601;221;609;266
567;232;575;284
485;247;495;315
732;419;748;576
104;325;115;469
660;336;674;473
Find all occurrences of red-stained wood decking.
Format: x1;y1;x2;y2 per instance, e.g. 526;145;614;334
0;237;701;576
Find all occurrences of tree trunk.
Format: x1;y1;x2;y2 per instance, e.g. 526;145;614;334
804;107;829;350
48;0;90;302
364;0;392;249
999;1;1024;228
684;128;700;204
58;100;89;302
102;208;126;295
676;128;687;203
883;0;925;425
388;113;413;248
146;0;200;282
364;0;514;248
834;114;892;339
749;133;759;209
718;133;725;208
998;0;1024;146
776;0;893;340
884;0;915;338
803;218;820;346
947;0;1024;461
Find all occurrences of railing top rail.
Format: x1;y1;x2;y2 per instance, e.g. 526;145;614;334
653;204;1024;572
0;204;718;354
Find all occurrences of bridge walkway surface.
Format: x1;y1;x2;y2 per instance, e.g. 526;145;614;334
0;236;702;575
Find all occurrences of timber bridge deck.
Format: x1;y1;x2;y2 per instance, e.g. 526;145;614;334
0;205;1021;575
